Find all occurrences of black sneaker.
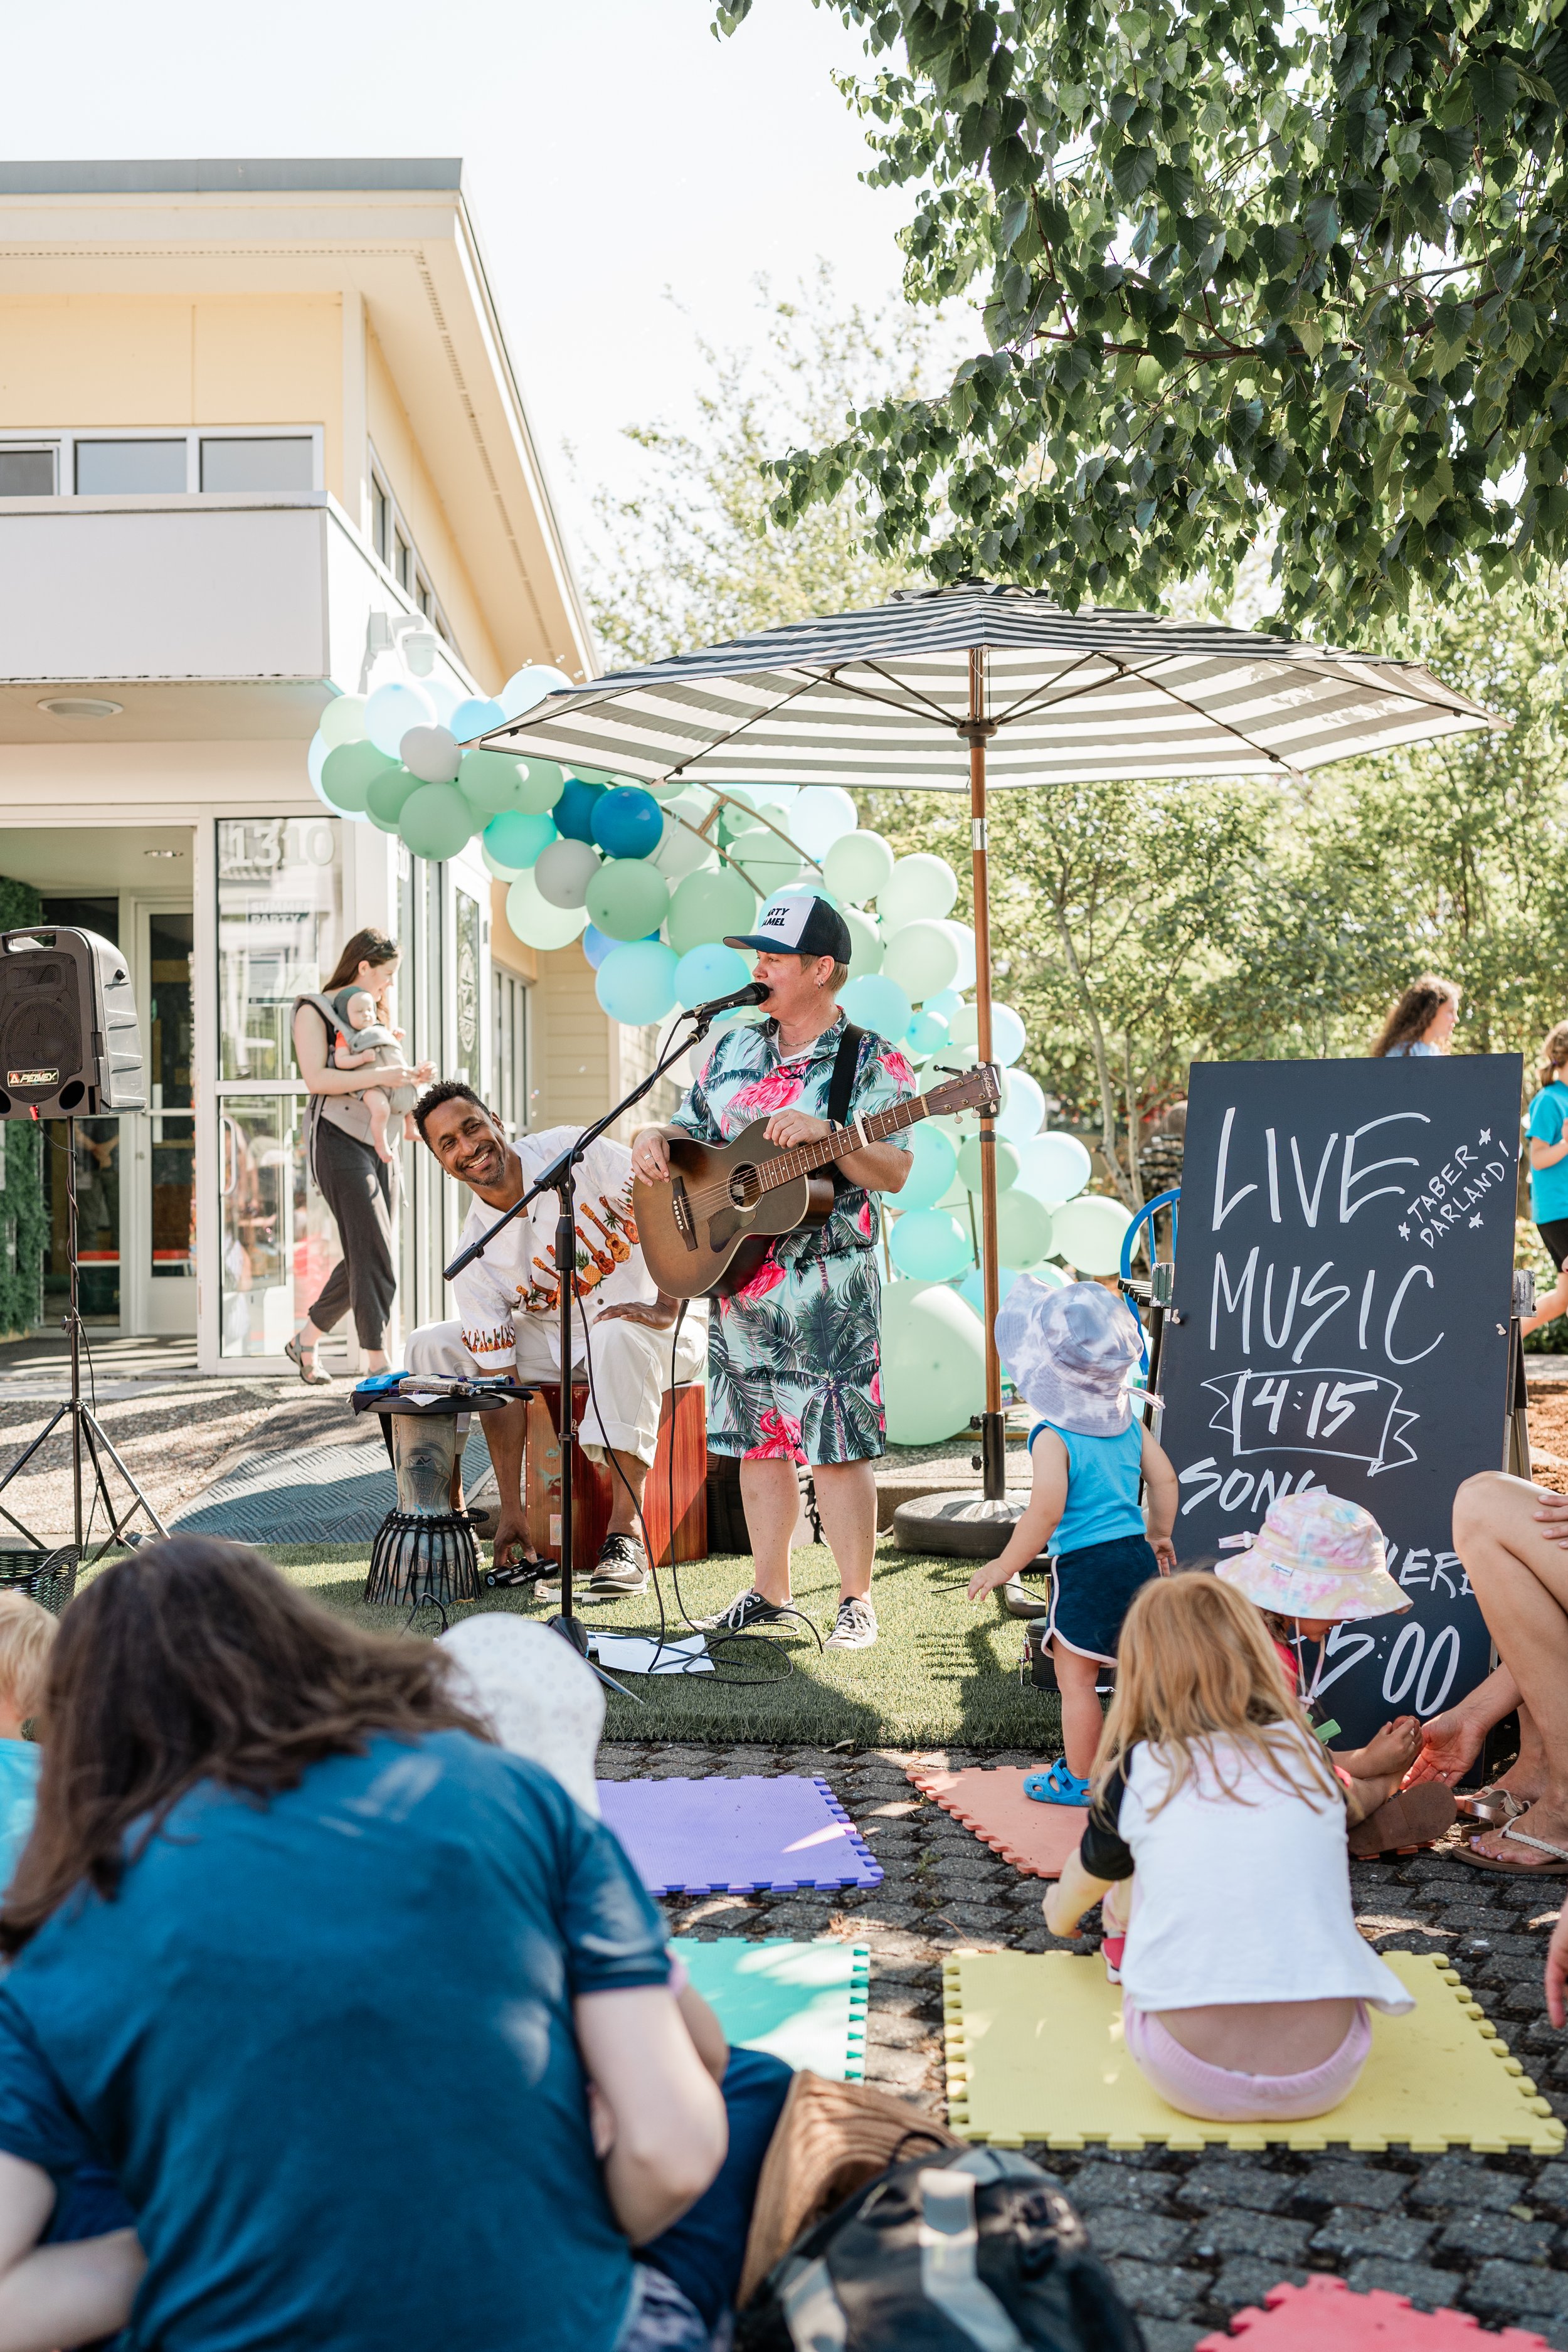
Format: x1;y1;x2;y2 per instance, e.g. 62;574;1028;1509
693;1587;800;1634
587;1534;649;1597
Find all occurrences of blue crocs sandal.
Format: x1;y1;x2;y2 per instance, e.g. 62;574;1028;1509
1022;1759;1091;1806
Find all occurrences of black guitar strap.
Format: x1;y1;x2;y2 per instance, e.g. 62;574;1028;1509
826;1022;866;1193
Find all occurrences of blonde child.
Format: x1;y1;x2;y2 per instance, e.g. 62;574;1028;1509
969;1278;1178;1804
0;1591;55;1887
1215;1490;1456;1856
1045;1572;1415;2122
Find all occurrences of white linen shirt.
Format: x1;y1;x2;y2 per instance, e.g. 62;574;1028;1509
450;1126;655;1374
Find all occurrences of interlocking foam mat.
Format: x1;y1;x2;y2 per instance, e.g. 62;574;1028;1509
673;1937;869;2079
941;1951;1565;2153
906;1763;1088;1880
598;1775;883;1897
1197;2276;1552;2348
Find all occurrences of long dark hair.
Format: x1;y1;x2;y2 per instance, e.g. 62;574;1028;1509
1370;973;1459;1057
322;927;398;996
0;1539;487;1955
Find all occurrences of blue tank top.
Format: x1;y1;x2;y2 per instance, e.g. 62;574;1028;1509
1028;1417;1147;1557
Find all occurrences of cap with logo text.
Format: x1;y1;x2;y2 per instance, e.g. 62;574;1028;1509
725;892;852;963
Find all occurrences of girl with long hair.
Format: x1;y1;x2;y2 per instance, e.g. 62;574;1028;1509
1522;1020;1568;1340
287;926;432;1382
0;1540;726;2352
1370;973;1461;1058
1044;1572;1414;2122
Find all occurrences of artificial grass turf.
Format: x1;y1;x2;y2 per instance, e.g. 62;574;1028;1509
256;1539;1064;1752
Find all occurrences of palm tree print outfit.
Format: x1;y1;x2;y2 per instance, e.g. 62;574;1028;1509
670;1012;914;1466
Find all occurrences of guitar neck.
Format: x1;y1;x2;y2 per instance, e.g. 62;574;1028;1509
755;1092;932;1197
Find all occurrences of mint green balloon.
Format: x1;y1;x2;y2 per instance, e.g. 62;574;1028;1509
484;810;556;869
586;857;671;943
320;740;396;813
398;782;476;861
516;756;566;814
995;1187;1055;1270
668;865;758;957
843;904;883;979
958;1135;1020;1194
364;766;418;834
458;749;526;815
898;1123;958;1212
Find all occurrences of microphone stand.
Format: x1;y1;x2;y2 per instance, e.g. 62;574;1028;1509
443;1000;728;1646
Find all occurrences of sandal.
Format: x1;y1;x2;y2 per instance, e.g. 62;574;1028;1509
1453;1820;1568;1874
1347;1783;1456;1858
1023;1759;1092;1807
283;1336;331;1387
1454;1787;1531;1827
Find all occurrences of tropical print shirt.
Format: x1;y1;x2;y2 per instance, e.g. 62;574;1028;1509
670;1010;916;1269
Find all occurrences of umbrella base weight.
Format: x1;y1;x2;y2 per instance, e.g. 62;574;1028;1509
892;1488;1036;1559
365;1510;480;1611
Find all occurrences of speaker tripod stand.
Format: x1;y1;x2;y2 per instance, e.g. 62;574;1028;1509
0;1117;168;1563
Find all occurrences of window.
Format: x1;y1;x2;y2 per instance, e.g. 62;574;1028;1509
0;448;54;495
373;478;390;565
492;970;529;1135
76;438;186;494
454;889;481;1087
199;437;313;493
366;447;459;656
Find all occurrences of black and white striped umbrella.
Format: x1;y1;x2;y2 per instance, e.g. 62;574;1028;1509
477;580;1497;791
477;581;1501;1497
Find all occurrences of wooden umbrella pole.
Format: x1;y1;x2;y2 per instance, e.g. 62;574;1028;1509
964;648;1006;1502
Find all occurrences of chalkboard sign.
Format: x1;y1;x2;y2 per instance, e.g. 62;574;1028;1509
1158;1054;1522;1743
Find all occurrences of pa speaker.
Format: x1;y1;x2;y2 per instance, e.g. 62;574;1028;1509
0;928;144;1118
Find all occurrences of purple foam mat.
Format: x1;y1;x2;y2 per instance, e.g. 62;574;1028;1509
597;1774;884;1897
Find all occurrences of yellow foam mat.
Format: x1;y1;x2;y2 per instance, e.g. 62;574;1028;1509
941;1950;1565;2154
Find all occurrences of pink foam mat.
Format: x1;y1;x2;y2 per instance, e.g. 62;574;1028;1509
1198;2277;1551;2348
597;1774;883;1898
906;1763;1088;1879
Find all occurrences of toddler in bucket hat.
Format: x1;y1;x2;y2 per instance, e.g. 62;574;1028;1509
970;1276;1179;1807
1217;1490;1455;1857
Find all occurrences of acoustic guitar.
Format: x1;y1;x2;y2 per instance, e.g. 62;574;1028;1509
635;1063;1002;1300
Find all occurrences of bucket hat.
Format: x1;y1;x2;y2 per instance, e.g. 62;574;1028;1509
439;1613;603;1816
995;1276;1143;1438
1216;1490;1407;1622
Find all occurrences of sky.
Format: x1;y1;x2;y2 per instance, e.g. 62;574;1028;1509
0;0;935;548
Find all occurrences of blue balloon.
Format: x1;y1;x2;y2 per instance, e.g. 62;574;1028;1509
554;778;608;842
906;1009;950;1056
484;810;556;868
450;695;506;744
591;785;664;861
958;1266;1024;1313
842;973;913;1041
674;941;751;1010
889;1209;973;1283
364;681;434;759
595;940;679;1025
898;1123;958;1212
581;924;620;971
925;988;963;1022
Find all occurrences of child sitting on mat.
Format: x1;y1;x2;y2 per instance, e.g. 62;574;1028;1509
1044;1572;1414;2122
968;1277;1177;1806
1215;1490;1455;1857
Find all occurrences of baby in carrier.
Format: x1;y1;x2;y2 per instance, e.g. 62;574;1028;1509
331;984;421;1162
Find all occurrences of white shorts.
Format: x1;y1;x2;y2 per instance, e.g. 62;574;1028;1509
406;1308;706;1467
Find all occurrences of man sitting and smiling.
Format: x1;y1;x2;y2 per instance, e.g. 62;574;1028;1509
408;1083;704;1597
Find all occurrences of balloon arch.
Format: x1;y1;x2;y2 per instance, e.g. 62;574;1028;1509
304;668;1133;1445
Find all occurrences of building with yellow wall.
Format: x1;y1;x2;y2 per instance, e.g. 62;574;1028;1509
0;157;647;1370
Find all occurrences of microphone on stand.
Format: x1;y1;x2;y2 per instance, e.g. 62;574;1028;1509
690;978;770;1020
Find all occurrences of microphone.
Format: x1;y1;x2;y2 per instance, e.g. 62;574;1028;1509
690;979;770;1019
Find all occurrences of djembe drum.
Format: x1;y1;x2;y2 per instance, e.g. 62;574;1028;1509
353;1377;530;1617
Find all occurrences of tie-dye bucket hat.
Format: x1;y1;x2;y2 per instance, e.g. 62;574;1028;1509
1216;1490;1407;1621
995;1276;1143;1438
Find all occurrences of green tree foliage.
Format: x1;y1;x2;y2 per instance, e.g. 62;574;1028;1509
718;0;1568;630
583;269;938;666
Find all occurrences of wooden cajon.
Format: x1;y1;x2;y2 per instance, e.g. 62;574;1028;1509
524;1382;707;1574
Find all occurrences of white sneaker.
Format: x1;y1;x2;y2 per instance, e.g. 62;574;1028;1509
825;1594;877;1650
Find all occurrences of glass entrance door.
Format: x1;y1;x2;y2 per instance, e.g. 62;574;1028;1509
125;904;196;1336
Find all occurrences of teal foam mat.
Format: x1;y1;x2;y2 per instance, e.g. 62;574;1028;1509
672;1936;870;2080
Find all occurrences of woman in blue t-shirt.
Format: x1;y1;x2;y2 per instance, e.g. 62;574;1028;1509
1523;1022;1568;1340
0;1539;728;2352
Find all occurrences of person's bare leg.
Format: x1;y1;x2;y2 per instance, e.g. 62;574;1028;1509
811;1459;877;1601
477;1396;544;1571
1524;1273;1568;1338
1054;1643;1106;1780
738;1456;800;1606
1452;1472;1568;1862
607;1450;648;1542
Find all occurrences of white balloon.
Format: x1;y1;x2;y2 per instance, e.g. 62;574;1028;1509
499;665;573;720
791;787;859;859
400;724;461;785
506;869;590;950
650;799;718;881
941;920;977;991
880;853;958;931
533;837;601;908
881;919;960;1004
1051;1194;1134;1278
1017;1131;1093;1204
422;677;463;726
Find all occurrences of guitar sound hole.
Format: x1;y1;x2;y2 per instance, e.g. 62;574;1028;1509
727;1164;758;1209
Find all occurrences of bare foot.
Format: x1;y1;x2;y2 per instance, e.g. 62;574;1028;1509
1466;1801;1568;1867
1350;1717;1421;1780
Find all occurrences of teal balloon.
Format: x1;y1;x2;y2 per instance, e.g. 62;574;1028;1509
898;1123;958;1213
517;758;566;814
585;857;671;942
484;810;556;869
674;941;750;1009
995;1187;1055;1271
668;866;758;956
364;766;419;834
398;782;476;861
997;1069;1046;1143
958;1265;1024;1313
926;988;963;1021
958;1135;1020;1194
595;940;679;1025
554;778;608;842
906;1009;950;1056
889;1209;973;1283
320;740;396;813
881;1280;987;1444
458;748;527;815
841;973;912;1040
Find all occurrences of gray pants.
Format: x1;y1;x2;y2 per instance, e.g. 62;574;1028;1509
306;1119;396;1351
